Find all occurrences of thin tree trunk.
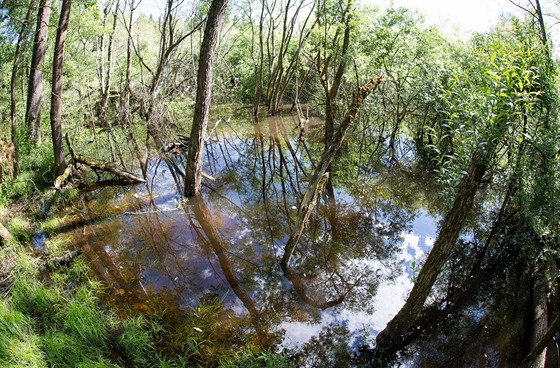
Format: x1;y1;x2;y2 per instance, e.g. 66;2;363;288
533;0;548;51
101;0;120;110
50;0;72;176
10;1;36;179
184;0;229;196
26;0;51;144
280;76;382;308
375;154;487;354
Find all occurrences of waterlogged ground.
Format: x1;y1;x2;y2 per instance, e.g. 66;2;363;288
49;114;442;363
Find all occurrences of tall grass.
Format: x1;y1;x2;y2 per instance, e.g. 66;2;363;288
0;301;46;367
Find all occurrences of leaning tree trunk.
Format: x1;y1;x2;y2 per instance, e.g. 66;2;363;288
184;0;229;196
375;154;487;356
281;76;383;308
26;0;52;144
50;0;72;176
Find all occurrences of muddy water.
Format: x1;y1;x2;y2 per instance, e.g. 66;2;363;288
55;115;441;358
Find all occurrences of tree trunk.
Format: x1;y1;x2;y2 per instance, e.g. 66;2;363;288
101;0;120;111
10;2;36;179
50;0;72;176
529;266;549;368
375;154;487;354
280;76;382;308
522;313;560;368
184;0;229;196
26;0;52;144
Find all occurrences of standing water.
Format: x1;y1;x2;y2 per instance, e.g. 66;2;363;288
52;114;442;364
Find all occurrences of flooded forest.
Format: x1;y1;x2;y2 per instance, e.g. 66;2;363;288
1;0;560;366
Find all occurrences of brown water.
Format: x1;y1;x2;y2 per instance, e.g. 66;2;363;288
50;114;441;359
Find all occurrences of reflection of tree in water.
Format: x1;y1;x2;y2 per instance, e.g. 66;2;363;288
63;107;443;363
201;115;425;314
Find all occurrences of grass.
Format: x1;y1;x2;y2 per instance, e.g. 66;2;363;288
61;287;107;346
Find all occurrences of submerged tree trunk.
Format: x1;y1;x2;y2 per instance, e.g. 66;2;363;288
184;0;229;196
50;0;72;176
26;0;52;144
375;154;487;355
529;265;548;368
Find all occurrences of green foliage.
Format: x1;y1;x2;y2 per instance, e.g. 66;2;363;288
10;277;62;326
0;301;46;368
219;350;294;368
6;216;32;241
429;17;550;202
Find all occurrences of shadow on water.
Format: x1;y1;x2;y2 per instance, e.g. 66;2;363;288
51;113;442;361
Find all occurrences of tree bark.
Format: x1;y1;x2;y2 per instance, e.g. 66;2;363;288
375;154;487;354
522;313;560;368
0;223;13;244
50;0;72;176
26;0;52;144
100;0;120;111
184;0;229;196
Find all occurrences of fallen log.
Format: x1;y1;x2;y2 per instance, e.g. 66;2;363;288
64;133;145;185
73;154;145;184
54;165;73;189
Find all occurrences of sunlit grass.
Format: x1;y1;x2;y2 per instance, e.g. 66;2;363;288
40;216;67;234
117;315;159;366
61;287;107;347
0;302;46;367
43;331;117;367
10;278;62;327
7;216;32;242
